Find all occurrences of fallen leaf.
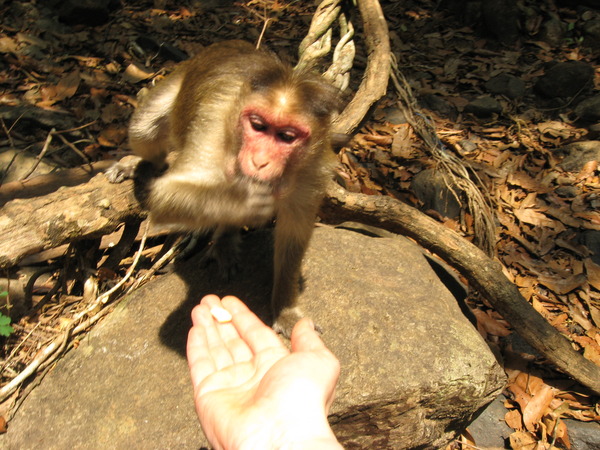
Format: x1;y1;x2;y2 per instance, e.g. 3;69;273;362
509;430;537;450
391;124;414;158
578;160;598;181
505;408;523;430
123;62;155;83
471;308;511;336
55;70;81;100
363;134;392;145
538;273;586;295
538;121;578;139
0;36;18;53
513;208;555;228
522;383;554;432
507;172;549;192
37;70;81;107
583;344;600;365
98;124;128;147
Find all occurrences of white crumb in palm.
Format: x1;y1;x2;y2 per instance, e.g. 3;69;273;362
210;307;232;323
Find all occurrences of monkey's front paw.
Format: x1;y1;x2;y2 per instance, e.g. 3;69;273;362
272;306;306;338
242;181;275;225
105;155;143;183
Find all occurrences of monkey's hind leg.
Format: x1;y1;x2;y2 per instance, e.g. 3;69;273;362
105;155;145;183
200;226;242;281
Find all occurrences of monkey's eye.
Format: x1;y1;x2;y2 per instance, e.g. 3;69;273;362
249;116;268;132
276;130;297;143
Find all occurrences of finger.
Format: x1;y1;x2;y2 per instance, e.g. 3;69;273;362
187;325;217;390
290;318;330;354
221;296;287;355
191;299;235;370
199;295;253;363
200;295;243;342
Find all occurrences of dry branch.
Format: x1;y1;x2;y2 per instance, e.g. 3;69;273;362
0;171;143;269
0;160;114;206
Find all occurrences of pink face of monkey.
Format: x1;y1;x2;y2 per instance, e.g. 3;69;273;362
237;99;311;183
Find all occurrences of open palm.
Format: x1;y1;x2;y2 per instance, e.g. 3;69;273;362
187;295;341;450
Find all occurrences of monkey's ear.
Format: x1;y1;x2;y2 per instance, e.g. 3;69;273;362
296;74;345;119
331;132;352;149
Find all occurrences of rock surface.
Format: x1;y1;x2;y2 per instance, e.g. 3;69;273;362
484;74;526;100
535;61;594;98
1;226;505;449
412;168;462;219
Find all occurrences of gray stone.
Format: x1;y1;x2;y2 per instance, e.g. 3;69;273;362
419;94;458;120
381;107;407;125
564;419;600;450
46;0;117;26
412;168;463;218
481;0;520;44
535;61;594;98
484;74;526;100
464;96;503;118
556;141;600;172
1;227;505;449
467;394;512;449
579;230;600;266
583;19;600;48
539;17;567;46
575;95;600;122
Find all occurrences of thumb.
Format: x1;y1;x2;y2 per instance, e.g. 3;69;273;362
290;318;328;353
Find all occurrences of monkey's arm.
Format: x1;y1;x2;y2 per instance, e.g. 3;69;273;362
147;172;275;229
106;71;187;184
270;197;320;336
128;71;185;167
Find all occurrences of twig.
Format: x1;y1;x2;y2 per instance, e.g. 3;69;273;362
0;224;150;402
54;132;91;165
0;321;41;375
50;121;97;135
127;234;185;293
21;128;55;181
0;327;70;401
256;18;272;49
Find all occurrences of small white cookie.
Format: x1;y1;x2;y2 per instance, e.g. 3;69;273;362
210;307;233;323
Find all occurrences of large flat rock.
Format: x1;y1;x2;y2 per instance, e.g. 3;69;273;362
2;226;505;448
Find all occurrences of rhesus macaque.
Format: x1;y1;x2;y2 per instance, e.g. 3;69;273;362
107;40;342;335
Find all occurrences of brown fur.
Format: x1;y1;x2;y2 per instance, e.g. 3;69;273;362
107;40;341;335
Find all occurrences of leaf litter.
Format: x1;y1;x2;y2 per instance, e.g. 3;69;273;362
0;0;599;447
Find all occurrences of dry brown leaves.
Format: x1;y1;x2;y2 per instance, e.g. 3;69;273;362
0;0;599;447
337;1;600;448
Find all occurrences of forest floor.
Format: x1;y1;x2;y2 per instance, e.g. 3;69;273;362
0;0;599;448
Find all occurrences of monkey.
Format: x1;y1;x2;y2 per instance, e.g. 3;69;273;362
107;40;342;336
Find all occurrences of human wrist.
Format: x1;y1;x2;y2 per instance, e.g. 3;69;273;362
275;412;341;450
233;412;341;450
279;432;343;449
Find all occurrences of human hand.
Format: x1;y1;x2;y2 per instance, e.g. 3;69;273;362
187;294;342;450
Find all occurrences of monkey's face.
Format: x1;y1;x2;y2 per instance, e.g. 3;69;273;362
237;103;312;185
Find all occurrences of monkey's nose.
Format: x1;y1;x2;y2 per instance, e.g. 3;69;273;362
251;156;270;171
